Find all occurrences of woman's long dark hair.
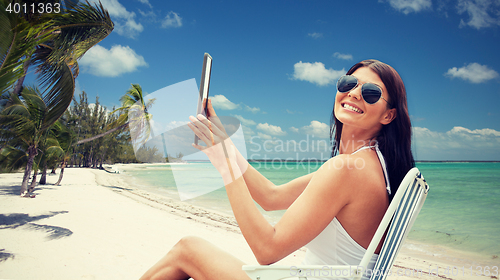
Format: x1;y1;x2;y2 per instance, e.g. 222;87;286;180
330;59;415;200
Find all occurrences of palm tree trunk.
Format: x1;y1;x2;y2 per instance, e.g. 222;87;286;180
21;159;33;196
99;147;107;169
40;163;48;185
13;60;30;95
55;161;66;185
75;122;128;145
28;169;38;193
20;145;37;197
88;146;93;167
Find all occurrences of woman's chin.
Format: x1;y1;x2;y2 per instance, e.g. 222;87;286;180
336;112;361;125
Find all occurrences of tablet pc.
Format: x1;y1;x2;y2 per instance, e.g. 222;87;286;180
194;53;213;145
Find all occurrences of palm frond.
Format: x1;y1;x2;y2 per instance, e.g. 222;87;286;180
1;101;30;117
39;0;113;68
29;0;113;130
43;133;64;158
0;145;28;171
145;98;156;111
0;0;53;95
40;60;75;130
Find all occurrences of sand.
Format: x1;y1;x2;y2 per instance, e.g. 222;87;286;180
0;167;497;280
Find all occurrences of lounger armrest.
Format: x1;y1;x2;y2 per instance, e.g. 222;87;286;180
242;264;362;280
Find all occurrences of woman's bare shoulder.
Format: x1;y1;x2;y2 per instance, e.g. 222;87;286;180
319;151;387;193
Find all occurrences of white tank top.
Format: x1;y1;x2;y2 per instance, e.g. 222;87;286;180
301;145;390;280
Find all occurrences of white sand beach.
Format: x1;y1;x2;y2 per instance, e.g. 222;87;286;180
0;168;497;280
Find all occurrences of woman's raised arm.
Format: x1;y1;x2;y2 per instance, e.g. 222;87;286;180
203;98;314;211
235;153;314;211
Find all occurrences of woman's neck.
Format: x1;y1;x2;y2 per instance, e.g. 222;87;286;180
338;127;378;154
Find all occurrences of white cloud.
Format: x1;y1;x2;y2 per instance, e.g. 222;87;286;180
290;127;299;133
243;126;256;136
292;61;345;86
447;126;500;137
240;126;256;145
117;18;143;37
308;32;323;39
233;115;256;126
445;63;499;83
211;95;241;110
413;126;500;160
333;52;353;60
89;0;144;38
381;0;500;29
138;9;156;19
89;0;127;18
137;0;152;8
244;105;261;114
257;123;287;136
162;11;183;28
163;120;190;132
383;0;432;14
74;80;82;96
80;45;148;77
299;121;330;139
209;95;262;114
457;0;500;29
257;132;274;140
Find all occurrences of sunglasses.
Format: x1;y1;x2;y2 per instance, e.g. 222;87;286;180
337;75;391;106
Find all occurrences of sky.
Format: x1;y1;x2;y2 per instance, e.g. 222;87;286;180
32;0;500;161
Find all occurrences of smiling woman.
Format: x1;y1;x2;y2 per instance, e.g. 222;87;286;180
331;60;414;200
140;59;415;280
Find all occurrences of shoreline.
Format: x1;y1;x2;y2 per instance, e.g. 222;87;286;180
114;163;500;262
0;168;498;279
108;166;500;267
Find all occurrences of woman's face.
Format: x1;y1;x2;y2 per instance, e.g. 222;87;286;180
334;67;395;132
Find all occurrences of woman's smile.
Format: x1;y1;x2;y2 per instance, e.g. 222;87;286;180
341;102;364;114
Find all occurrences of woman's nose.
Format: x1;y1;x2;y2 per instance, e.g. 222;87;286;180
347;85;362;100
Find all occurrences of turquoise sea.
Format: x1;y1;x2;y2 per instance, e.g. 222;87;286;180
121;161;500;259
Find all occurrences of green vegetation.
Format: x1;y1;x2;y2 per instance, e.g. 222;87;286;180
1;85;165;195
0;1;165;196
65;88;161;167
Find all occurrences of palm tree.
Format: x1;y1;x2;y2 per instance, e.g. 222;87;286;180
1;0;113;195
75;84;155;146
25;129;63;190
37;123;66;185
0;0;114;124
54;132;73;185
0;86;65;196
47;120;76;185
